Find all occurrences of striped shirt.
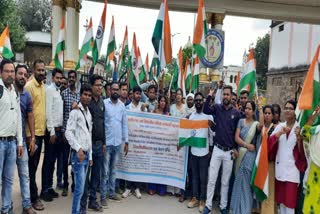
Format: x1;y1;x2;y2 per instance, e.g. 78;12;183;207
61;87;80;132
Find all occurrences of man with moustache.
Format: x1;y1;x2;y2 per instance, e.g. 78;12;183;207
0;59;24;214
40;68;64;201
25;59;47;211
14;64;37;214
101;82;129;202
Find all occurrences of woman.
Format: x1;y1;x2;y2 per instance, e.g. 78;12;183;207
268;100;307;214
272;103;281;126
230;101;263;214
148;95;169;196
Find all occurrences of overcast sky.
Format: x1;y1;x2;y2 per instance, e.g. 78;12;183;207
79;0;270;66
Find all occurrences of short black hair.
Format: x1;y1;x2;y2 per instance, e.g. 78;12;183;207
89;74;103;86
68;70;77;78
0;58;14;72
232;92;237;97
120;82;128;89
133;86;142;93
194;92;204;99
272;104;281;115
285;99;296;110
148;84;157;92
80;84;92;95
223;85;233;94
263;105;274;115
52;68;63;77
240;90;249;96
105;82;112;89
110;81;119;88
61;76;67;81
33;59;45;70
15;63;28;74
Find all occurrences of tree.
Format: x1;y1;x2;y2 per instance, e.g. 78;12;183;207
0;0;26;53
18;0;52;32
254;33;270;90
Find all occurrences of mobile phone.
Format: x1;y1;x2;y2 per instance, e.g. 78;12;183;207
211;81;218;90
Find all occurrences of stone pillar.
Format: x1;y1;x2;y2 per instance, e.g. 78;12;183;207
52;0;64;62
75;0;81;63
65;0;77;69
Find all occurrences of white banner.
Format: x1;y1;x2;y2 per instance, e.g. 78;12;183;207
116;111;188;189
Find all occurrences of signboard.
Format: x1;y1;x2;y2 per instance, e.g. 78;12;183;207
201;29;224;68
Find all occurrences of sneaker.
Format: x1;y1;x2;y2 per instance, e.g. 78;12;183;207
220;208;228;214
88;201;103;212
134;188;142;199
187;197;199;208
48;189;59;198
199;201;205;213
40;192;53;202
100;199;108;209
62;188;68;197
122;189;132;198
109;194;121;202
202;206;211;214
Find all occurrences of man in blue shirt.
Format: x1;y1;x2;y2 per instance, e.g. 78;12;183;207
101;82;129;202
202;85;240;214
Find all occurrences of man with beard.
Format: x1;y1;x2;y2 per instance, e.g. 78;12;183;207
101;82;129;202
239;90;249;113
202;85;240;214
145;85;157;112
187;92;213;213
61;70;80;196
0;59;24;213
14;64;37;214
25;59;47;211
60;76;68;92
119;82;130;106
186;93;196;115
40;68;64;202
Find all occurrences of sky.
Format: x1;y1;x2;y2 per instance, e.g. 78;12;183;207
79;0;270;66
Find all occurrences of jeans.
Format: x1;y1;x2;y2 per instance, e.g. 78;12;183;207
56;145;63;187
0;140;17;213
71;151;89;214
41;130;62;193
101;145;121;200
191;153;209;201
16;142;32;209
28;136;44;203
62;139;71;189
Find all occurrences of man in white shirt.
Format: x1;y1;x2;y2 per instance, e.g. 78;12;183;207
0;59;23;213
41;68;64;201
186;93;196;116
187;92;213;213
65;84;93;214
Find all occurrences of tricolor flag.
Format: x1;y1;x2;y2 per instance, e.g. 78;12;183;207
138;47;146;83
185;58;192;92
0;26;14;59
129;33;140;89
75;17;94;71
251;128;269;201
296;45;320;128
106;16;116;71
152;0;172;69
177;47;186;97
193;0;208;59
191;56;200;92
92;0;107;66
238;48;257;99
144;53;149;81
179;119;209;148
54;18;65;70
149;50;161;82
118;26;129;73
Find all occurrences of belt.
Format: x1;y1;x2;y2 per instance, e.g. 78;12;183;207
214;143;233;152
71;149;88;155
0;136;16;141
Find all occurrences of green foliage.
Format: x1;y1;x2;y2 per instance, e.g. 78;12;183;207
182;46;192;68
254;33;270;90
0;0;26;52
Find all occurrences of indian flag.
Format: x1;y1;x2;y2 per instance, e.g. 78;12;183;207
150;50;161;82
0;26;14;59
118;26;129;73
92;0;107;66
138;47;146;83
54;18;65;70
106;16;116;71
129;33;140;89
75;17;94;71
179;119;209;148
144;53;149;81
191;56;200;92
193;0;208;59
152;0;172;69
185;58;192;92
251;128;269;201
238;48;257;99
177;47;186;97
296;45;320;128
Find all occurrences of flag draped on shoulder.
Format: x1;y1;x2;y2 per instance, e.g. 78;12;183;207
106;16;116;71
75;17;94;71
0;26;14;59
296;45;320;128
193;0;207;59
92;0;107;66
152;0;172;69
191;56;200;92
238;49;257;99
54;18;65;70
179;119;209;148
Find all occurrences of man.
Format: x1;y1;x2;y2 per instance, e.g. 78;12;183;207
145;85;157;112
0;59;23;214
119;82;130;106
202;85;240;214
80;75;106;212
65;84;93;214
101;82;129;202
104;82;111;98
40;68;64;201
187;92;213;213
61;70;80;196
60;76;68;92
14;64;37;214
239;90;249;112
186;93;196;115
25;59;47;211
231;92;238;108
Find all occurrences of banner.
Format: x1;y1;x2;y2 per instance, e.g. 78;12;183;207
116;111;188;189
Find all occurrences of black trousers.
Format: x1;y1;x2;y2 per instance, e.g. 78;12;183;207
191;153;209;201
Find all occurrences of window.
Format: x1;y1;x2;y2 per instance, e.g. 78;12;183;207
234;75;237;83
279;25;284;32
230;75;233;83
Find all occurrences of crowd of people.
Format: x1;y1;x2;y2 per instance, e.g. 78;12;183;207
0;58;317;214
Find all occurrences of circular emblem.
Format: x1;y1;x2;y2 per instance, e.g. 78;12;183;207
96;26;103;39
200;29;224;68
133;58;137;70
191;129;197;137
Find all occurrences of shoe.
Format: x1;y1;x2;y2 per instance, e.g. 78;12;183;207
48;189;59;198
40;192;53;202
202;206;211;214
100;199;108;209
56;183;64;190
187;197;199;208
178;195;185;203
62;188;68;197
22;207;37;214
88;201;103;212
199;201;205;213
134;188;142;199
80;207;87;214
109;194;121;202
220;208;228;214
122;189;132;198
148;190;156;195
32;199;44;211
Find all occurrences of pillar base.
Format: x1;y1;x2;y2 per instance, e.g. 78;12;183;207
48;60;77;71
199;73;208;82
